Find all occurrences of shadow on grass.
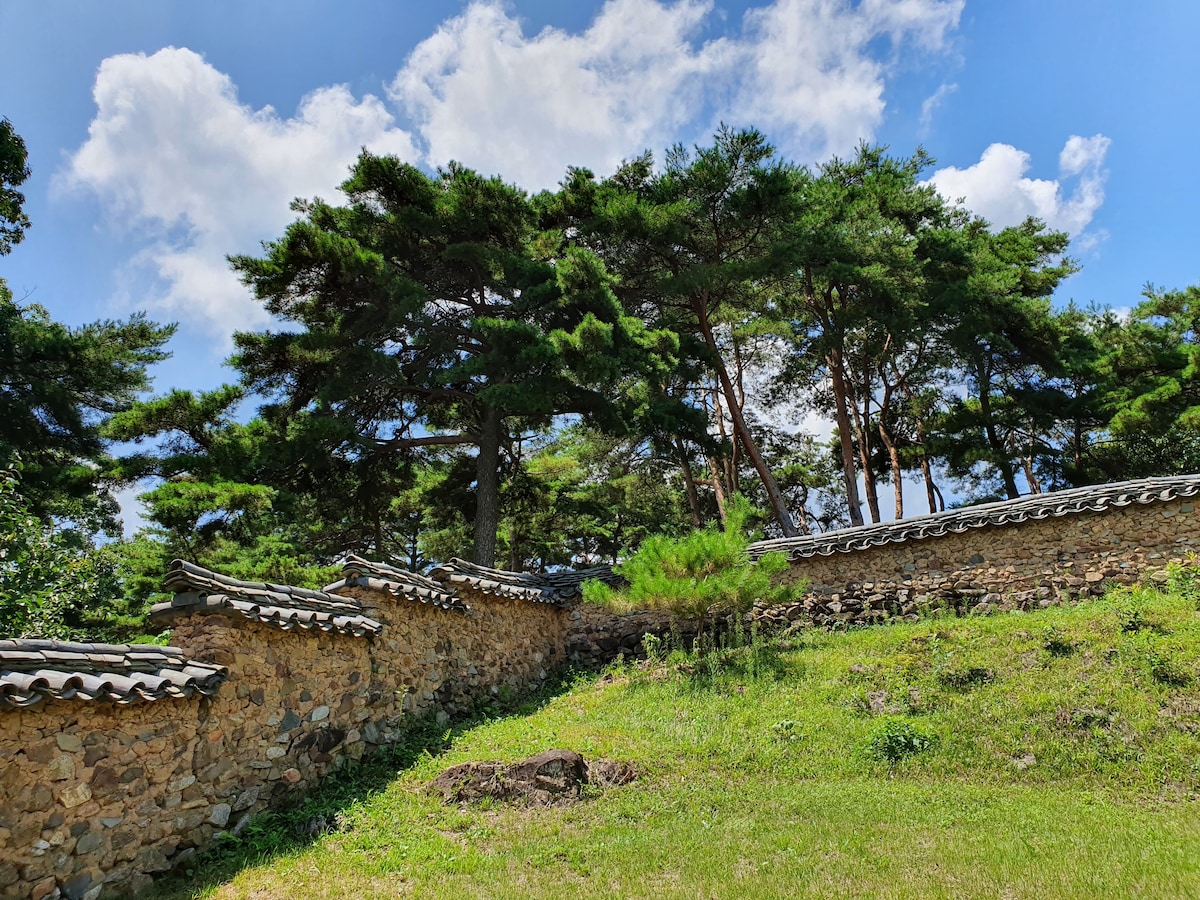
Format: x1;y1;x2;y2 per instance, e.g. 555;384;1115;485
154;667;594;899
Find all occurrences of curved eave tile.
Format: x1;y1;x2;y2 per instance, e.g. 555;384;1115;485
150;593;382;638
162;559;364;616
337;576;468;612
747;474;1200;561
332;557;468;611
438;572;552;604
0;639;227;710
429;559;580;606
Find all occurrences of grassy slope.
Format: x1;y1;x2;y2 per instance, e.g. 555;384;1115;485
174;585;1200;899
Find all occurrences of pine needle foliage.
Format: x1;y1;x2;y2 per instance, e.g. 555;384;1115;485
582;496;797;623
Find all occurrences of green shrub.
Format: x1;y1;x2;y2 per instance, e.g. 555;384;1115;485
1113;596;1166;634
1166;560;1200;607
582;496;799;628
866;717;938;763
1144;645;1192;687
1042;626;1076;657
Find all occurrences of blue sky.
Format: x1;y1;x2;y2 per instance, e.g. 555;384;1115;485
1;0;1198;523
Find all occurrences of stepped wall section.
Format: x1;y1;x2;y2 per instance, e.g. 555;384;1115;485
5;475;1200;897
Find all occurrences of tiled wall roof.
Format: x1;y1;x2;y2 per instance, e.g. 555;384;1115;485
150;560;383;637
0;639;226;709
427;558;622;605
326;555;466;611
748;474;1200;561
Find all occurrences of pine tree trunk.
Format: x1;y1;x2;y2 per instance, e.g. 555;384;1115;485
979;389;1020;499
921;454;938;514
697;300;798;536
473;404;502;566
851;392;881;524
675;436;704;527
408;521;421;571
707;456;729;526
1023;450;1042;494
828;348;866;527
974;357;1020;500
878;420;904;520
710;383;739;496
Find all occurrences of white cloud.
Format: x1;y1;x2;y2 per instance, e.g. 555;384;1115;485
393;0;966;187
63;3;967;341
391;0;730;190
111;482;149;538
927;134;1111;238
61;47;416;341
736;0;963;160
919;82;957;131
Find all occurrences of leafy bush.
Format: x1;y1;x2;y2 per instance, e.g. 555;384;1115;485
866;717;938;763
1166;559;1200;607
1113;596;1166;634
0;467;125;639
582;496;799;627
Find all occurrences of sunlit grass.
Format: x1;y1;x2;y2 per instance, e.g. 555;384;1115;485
166;584;1200;899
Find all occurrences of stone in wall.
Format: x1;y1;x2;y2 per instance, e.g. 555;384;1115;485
750;486;1200;629
7;476;1199;896
565;603;697;669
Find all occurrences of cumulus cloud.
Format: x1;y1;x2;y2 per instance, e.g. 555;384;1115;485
392;0;965;187
61;47;416;340
735;0;963;159
927;134;1111;238
390;0;729;190
64;2;967;341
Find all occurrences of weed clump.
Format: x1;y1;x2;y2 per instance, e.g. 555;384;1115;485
866;717;938;763
1144;646;1193;687
936;665;994;689
1166;560;1200;607
771;720;801;743
1042;626;1076;657
1114;596;1168;634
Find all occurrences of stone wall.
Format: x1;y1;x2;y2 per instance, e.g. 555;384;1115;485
0;563;579;900
1;691;206;899
338;582;569;721
566;604;690;668
6;475;1200;897
750;476;1200;629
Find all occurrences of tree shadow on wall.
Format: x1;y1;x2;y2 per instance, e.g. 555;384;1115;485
154;669;591;899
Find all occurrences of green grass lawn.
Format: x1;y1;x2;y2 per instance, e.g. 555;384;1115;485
166;585;1200;899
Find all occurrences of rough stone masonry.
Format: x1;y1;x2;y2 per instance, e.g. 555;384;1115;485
2;474;1199;898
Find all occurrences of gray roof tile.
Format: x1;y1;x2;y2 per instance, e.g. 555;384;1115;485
329;555;467;611
0;640;226;710
150;591;382;638
152;560;383;638
427;558;622;605
747;474;1200;560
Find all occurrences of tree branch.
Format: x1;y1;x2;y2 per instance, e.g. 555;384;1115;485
373;433;477;451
